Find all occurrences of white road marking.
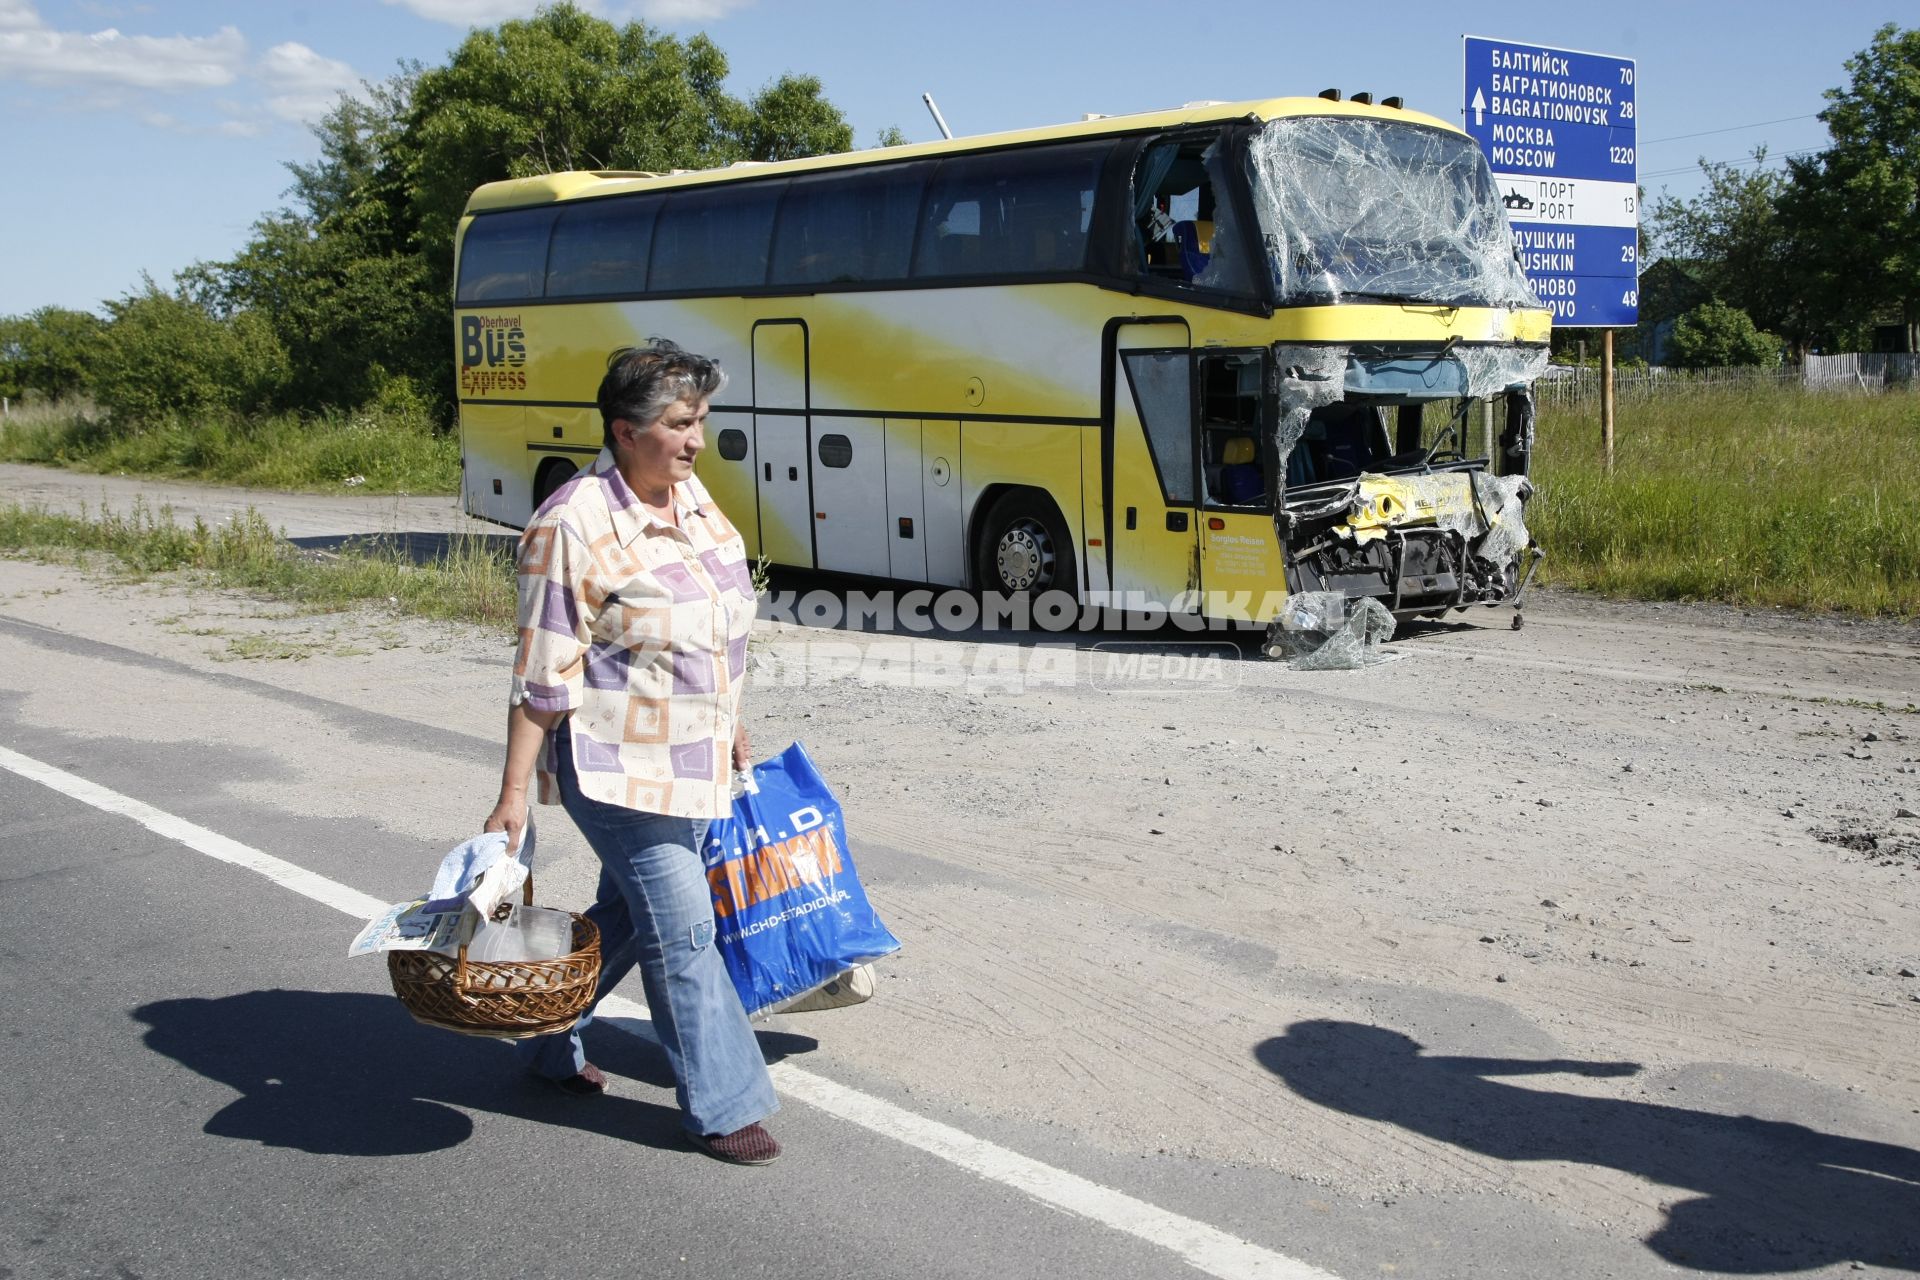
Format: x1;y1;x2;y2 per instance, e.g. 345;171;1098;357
0;745;390;920
1;744;1340;1280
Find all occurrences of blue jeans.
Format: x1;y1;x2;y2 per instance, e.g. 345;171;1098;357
521;739;778;1137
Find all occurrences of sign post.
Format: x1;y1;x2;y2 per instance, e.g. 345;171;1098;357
1464;36;1638;470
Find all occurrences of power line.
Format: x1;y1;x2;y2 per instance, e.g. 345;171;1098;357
1641;113;1821;145
1641;147;1818;181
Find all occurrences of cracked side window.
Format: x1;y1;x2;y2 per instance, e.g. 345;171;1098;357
1122;350;1194;506
1132;134;1254;296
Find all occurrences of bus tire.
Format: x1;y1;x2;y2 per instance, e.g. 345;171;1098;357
975;490;1077;599
532;458;578;512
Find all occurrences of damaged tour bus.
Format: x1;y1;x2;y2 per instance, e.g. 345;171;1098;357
454;93;1549;640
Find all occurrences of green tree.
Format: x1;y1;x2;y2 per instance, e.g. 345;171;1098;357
183;212;440;413
1648;150;1802;344
0;306;106;401
284;69;418;234
739;74;855;161
1778;24;1920;348
396;3;853;281
178;2;854;421
1666;301;1782;368
0;316;24;402
93;283;288;423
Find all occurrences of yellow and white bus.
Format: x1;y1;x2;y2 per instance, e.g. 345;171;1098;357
454;93;1549;623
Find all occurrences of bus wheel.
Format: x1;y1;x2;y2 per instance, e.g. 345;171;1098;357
532;458;578;511
976;491;1076;597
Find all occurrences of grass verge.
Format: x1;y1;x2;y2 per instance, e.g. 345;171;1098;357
0;499;516;631
1529;385;1920;617
0;400;460;495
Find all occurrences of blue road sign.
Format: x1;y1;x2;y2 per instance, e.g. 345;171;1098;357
1465;36;1639;327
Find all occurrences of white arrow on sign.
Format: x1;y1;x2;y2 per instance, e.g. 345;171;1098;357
1471;88;1486;126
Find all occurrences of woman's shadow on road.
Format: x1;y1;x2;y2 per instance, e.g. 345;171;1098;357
133;989;814;1158
1256;1020;1919;1273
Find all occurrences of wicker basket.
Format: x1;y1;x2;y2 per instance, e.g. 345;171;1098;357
387;875;601;1040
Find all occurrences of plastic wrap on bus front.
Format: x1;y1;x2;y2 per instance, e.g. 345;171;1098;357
1244;117;1541;309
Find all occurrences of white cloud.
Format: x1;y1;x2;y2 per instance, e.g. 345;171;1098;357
256;41;360;124
0;1;246;91
380;0;549;25
0;0;40;32
381;0;756;26
633;0;755;22
0;4;362;135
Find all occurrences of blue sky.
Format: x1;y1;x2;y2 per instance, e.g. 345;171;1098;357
0;0;1896;315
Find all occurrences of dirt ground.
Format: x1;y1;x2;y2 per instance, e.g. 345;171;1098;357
2;462;1916;1269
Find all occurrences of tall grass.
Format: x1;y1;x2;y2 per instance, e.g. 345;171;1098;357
0;499;517;630
1529;385;1920;616
0;400;459;495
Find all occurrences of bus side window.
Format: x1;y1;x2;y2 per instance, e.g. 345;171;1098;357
547;197;658;298
1199;353;1269;507
1132;135;1254;297
457;207;557;303
650;182;784;292
771;165;926;286
913;143;1105;280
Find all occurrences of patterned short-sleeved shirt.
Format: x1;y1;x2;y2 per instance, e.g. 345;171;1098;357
511;449;756;819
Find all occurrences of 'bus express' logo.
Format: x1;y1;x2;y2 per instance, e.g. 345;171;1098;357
460;314;527;394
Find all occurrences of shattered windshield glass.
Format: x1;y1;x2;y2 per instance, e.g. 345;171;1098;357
1245;116;1540;308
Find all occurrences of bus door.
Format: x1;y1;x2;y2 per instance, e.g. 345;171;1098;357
459;401;527;525
1195;348;1286;624
811;416;890;579
1108;322;1200;613
752;320;813;569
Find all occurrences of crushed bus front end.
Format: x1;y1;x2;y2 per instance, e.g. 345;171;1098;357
1271;343;1545;622
1241;112;1550;627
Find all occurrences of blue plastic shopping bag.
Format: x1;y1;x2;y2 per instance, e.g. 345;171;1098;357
702;742;901;1016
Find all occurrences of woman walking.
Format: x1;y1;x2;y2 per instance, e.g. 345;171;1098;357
483;340;779;1165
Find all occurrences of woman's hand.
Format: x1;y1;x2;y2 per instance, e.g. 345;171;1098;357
489;702;561;854
732;722;752;772
483;792;529;855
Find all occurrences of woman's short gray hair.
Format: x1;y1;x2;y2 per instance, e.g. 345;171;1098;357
598;339;727;446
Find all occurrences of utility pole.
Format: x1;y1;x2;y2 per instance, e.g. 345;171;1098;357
1601;329;1616;474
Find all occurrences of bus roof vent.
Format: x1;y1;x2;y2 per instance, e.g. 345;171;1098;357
1318;88;1340;101
1382;96;1405;109
1181;100;1230;109
1081;113;1110;121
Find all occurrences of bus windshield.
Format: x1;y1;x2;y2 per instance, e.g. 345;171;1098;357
1245;116;1540;309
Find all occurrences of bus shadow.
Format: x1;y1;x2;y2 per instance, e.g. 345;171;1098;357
132;989;815;1158
761;566;1273;658
1255;1020;1920;1273
286;531;519;566
758;567;1515;660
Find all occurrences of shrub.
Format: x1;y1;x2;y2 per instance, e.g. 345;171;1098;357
92;285;289;425
0;306;106;402
1667;301;1784;369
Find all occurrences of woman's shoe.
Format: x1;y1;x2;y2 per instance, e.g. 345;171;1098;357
540;1063;607;1097
689;1122;781;1165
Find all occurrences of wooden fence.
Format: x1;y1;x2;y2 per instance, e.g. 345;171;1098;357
1533;355;1918;407
1533;365;1796;409
1802;352;1920;390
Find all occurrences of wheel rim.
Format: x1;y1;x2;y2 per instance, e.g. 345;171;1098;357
995;518;1054;591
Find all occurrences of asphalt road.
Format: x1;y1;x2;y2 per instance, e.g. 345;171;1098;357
2;464;1916;1279
0;742;1238;1280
